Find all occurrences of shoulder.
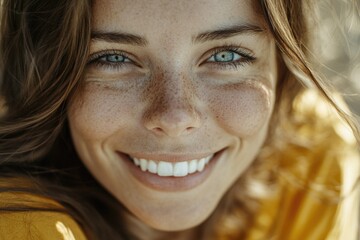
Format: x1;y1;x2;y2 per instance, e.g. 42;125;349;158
0;183;87;240
277;89;359;190
0;210;87;240
251;90;360;239
278;90;360;239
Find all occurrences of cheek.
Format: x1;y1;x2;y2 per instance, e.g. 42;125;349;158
208;83;273;137
67;84;136;141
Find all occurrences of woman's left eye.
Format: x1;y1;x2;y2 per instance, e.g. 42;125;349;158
208;51;241;63
204;48;256;69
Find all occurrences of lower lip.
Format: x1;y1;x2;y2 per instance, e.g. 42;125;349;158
118;149;225;192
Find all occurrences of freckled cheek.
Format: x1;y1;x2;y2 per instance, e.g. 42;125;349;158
67;87;137;141
209;86;273;137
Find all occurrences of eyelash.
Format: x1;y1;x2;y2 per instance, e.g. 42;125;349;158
88;50;133;71
205;46;256;70
87;46;256;71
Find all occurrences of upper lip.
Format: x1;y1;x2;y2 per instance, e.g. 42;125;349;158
120;149;224;163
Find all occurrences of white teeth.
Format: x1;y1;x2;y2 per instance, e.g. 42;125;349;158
148;160;157;174
173;162;188;177
140;159;147;171
134;158;140;166
197;158;205;172
188;160;197;174
130;154;214;177
205;156;211;164
157;162;173;177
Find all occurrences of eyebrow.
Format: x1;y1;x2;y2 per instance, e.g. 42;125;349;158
91;31;148;46
90;24;265;46
193;24;265;43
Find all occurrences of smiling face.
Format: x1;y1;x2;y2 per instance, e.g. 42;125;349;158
68;0;277;231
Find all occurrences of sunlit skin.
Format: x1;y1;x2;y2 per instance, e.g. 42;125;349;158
68;0;278;233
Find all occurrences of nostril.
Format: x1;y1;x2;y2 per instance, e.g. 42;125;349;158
143;99;202;137
146;122;199;137
153;127;164;134
185;127;195;132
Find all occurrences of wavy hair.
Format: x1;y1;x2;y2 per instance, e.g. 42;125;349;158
0;0;358;239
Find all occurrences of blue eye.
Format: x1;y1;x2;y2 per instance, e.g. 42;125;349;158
87;51;135;71
209;51;241;62
204;47;256;70
100;54;130;63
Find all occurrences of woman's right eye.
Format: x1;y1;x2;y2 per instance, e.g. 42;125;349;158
87;51;135;71
99;54;131;63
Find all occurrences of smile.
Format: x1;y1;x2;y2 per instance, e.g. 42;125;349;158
129;155;214;177
119;149;226;191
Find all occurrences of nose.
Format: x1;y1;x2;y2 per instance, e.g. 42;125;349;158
143;74;201;137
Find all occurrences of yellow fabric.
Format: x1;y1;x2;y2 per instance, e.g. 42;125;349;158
245;90;360;240
0;90;359;240
0;191;87;240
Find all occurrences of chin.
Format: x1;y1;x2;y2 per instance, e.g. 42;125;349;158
127;194;220;232
142;212;211;232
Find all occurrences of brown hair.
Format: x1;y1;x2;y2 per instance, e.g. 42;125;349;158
0;0;358;239
0;1;91;162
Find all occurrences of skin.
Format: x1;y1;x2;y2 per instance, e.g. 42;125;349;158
68;0;278;234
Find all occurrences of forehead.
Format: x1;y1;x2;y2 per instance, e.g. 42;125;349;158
92;0;266;35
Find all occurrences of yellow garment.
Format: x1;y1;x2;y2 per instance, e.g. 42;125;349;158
245;90;360;240
0;90;359;240
0;190;87;240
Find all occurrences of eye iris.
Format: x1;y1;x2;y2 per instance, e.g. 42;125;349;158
214;51;235;62
106;55;125;62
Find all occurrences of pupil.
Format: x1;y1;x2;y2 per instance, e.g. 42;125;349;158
107;55;124;62
215;51;233;62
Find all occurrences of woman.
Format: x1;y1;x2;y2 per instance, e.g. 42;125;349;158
0;0;359;239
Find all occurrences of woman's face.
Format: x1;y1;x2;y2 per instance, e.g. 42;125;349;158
68;0;277;231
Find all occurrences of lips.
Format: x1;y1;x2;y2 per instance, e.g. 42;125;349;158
117;149;225;191
129;154;214;177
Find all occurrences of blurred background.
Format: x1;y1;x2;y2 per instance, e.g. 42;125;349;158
311;3;359;234
313;0;360;120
